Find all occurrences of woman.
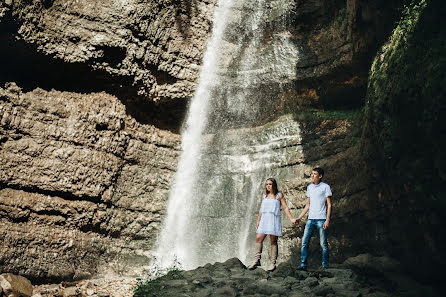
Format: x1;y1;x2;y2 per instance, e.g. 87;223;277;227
248;178;296;271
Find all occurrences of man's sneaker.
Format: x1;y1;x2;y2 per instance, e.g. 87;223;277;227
297;266;307;271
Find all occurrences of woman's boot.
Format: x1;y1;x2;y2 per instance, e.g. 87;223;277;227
247;242;263;270
267;245;278;271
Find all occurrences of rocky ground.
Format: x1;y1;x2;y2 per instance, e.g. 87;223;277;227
1;255;439;297
133;255;439;297
31;278;137;297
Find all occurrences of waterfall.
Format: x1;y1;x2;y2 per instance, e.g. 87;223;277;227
152;0;300;272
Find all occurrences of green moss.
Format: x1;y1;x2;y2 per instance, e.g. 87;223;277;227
262;120;275;130
293;108;361;122
337;7;348;24
362;0;446;196
134;269;183;297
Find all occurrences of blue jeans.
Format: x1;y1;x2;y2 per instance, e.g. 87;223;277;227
300;219;329;268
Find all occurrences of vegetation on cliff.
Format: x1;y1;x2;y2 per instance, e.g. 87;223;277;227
363;0;445;196
360;0;446;281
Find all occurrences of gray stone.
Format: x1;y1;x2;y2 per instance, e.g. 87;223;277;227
193;287;214;297
246;268;268;279
255;282;287;295
165;279;188;288
283;276;299;286
303;277;319;287
213;286;237;297
343;254;401;274
313;284;334;296
288;292;309;297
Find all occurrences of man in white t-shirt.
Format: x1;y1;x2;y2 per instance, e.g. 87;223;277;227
295;167;332;270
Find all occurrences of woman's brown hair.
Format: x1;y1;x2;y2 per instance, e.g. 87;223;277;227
265;178;279;196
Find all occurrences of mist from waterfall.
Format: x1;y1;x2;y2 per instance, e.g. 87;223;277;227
152;0;300;271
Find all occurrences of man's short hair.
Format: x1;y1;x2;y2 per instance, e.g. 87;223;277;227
313;167;324;178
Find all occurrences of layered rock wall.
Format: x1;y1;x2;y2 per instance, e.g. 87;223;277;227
0;83;180;281
1;0;216;101
0;0;404;107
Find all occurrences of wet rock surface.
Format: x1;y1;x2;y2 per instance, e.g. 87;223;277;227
134;257;439;297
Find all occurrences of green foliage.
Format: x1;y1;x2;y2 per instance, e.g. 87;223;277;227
134;269;183;297
363;0;446;197
293;108;361;122
337;7;348;24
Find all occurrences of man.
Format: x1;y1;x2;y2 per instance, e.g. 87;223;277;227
295;167;332;270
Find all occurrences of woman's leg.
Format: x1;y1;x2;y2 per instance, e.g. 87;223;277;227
256;233;267;243
249;233;266;269
267;235;278;271
269;235;278;245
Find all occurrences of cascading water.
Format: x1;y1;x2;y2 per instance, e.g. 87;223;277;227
152;0;300;271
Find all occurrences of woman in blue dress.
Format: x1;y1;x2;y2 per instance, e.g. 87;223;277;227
248;178;296;271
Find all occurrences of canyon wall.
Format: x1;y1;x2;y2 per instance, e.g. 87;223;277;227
0;83;180;281
0;0;418;283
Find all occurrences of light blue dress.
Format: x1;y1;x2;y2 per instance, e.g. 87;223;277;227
256;192;282;236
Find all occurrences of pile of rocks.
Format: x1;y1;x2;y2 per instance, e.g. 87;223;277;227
134;256;438;297
0;274;136;297
1;254;438;297
32;278;136;297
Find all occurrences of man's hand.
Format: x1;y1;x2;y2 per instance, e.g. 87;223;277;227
291;218;297;225
292;218;301;226
323;220;330;230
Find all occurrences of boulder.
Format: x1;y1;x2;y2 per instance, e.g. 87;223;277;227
0;274;33;297
343;253;401;274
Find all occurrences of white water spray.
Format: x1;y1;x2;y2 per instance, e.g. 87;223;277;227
152;0;300;271
152;0;235;270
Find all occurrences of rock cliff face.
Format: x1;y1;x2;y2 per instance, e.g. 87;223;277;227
0;83;180;281
358;0;446;282
0;0;415;283
0;0;404;108
0;0;215;102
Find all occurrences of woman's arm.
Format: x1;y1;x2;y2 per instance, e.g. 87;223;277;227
279;193;296;224
256;213;262;229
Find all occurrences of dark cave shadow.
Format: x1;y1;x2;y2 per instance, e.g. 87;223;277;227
290;3;446;291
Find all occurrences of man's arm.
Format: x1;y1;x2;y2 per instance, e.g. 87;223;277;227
323;197;332;230
296;198;310;223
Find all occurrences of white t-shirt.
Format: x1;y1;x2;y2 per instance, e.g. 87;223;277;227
306;182;332;219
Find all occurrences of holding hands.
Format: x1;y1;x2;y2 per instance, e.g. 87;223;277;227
291;218;300;226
